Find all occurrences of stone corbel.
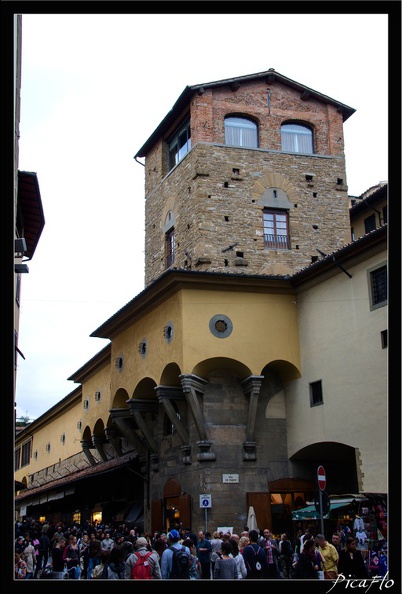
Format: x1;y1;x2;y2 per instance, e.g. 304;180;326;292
181;444;192;465
180;374;216;461
128;399;159;453
110;408;147;457
91;434;108;462
80;439;97;466
241;375;264;460
155;385;190;444
104;427;124;457
196;440;216;461
150;453;159;473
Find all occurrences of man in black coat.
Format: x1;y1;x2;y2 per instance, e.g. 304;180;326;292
242;529;269;578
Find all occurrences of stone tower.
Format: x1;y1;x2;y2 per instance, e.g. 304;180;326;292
135;68;354;287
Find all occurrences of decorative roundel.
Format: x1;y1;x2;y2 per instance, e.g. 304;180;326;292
209;314;233;338
138;339;148;359
163;321;174;344
115;353;124;371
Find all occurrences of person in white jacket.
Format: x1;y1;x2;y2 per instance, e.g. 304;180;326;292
229;537;247;579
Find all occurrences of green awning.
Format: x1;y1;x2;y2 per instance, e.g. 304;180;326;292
292;501;347;521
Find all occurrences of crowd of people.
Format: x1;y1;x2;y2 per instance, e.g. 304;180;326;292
14;518;388;580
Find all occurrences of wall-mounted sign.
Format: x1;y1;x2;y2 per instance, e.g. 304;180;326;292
199;494;212;508
222;473;239;483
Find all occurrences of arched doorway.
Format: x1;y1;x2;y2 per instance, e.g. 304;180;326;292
151;478;191;533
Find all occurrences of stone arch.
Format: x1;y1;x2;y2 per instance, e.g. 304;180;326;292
132;377;158;400
163;477;181;498
163;209;176;233
160;362;182;386
112;387;130;409
252;171;298;207
192;357;252;379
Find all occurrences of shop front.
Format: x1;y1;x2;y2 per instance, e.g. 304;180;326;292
292;493;387;575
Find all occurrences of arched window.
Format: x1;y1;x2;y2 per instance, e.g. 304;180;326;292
225;116;258;148
164;211;175;269
281;123;313;154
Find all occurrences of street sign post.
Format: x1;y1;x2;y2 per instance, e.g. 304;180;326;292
199;494;212;531
314;491;330;516
316;466;327;534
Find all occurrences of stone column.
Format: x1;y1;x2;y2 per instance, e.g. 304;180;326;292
180;374;216;461
241;375;264;461
156;385;192;465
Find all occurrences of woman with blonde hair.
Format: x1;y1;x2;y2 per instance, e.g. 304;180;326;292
210;531;223;575
239;535;250;554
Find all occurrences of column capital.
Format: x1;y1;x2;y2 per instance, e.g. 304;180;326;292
179;374;208;394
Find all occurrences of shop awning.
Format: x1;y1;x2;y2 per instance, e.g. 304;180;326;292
292;501;350;521
125;501;144;524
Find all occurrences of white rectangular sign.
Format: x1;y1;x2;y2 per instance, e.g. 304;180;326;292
222;473;239;483
199;494;212;508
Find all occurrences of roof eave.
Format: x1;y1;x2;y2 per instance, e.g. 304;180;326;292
17;171;45;260
134;69;355;159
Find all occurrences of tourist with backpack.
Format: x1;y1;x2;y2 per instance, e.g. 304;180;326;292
160;529;192;579
242;529;269;578
182;538;201;579
125;536;161;579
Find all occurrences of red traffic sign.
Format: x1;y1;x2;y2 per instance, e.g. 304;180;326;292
317;465;326;490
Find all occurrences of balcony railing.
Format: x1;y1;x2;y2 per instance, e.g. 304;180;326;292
263;234;290;250
166;252;175;267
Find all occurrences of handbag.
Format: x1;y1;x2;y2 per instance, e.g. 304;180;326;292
317;570;325;579
91;563;104;579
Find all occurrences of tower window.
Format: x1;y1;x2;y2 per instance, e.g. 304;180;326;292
225;116;258;148
165;228;175;268
168;119;191;171
263;209;290;250
281;123;313;154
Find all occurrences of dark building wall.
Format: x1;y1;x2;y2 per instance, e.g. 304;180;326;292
149;366;294;533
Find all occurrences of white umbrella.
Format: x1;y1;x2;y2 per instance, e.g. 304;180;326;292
247;505;258;532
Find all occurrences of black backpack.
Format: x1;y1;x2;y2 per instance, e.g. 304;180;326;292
244;544;265;578
169;545;191;579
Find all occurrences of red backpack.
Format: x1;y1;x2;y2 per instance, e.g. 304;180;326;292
131;551;153;579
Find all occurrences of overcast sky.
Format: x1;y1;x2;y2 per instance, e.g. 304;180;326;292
15;12;388;421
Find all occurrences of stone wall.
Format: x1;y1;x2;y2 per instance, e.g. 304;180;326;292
145;142;350;285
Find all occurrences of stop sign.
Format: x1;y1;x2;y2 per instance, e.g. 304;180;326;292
317;465;326;490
